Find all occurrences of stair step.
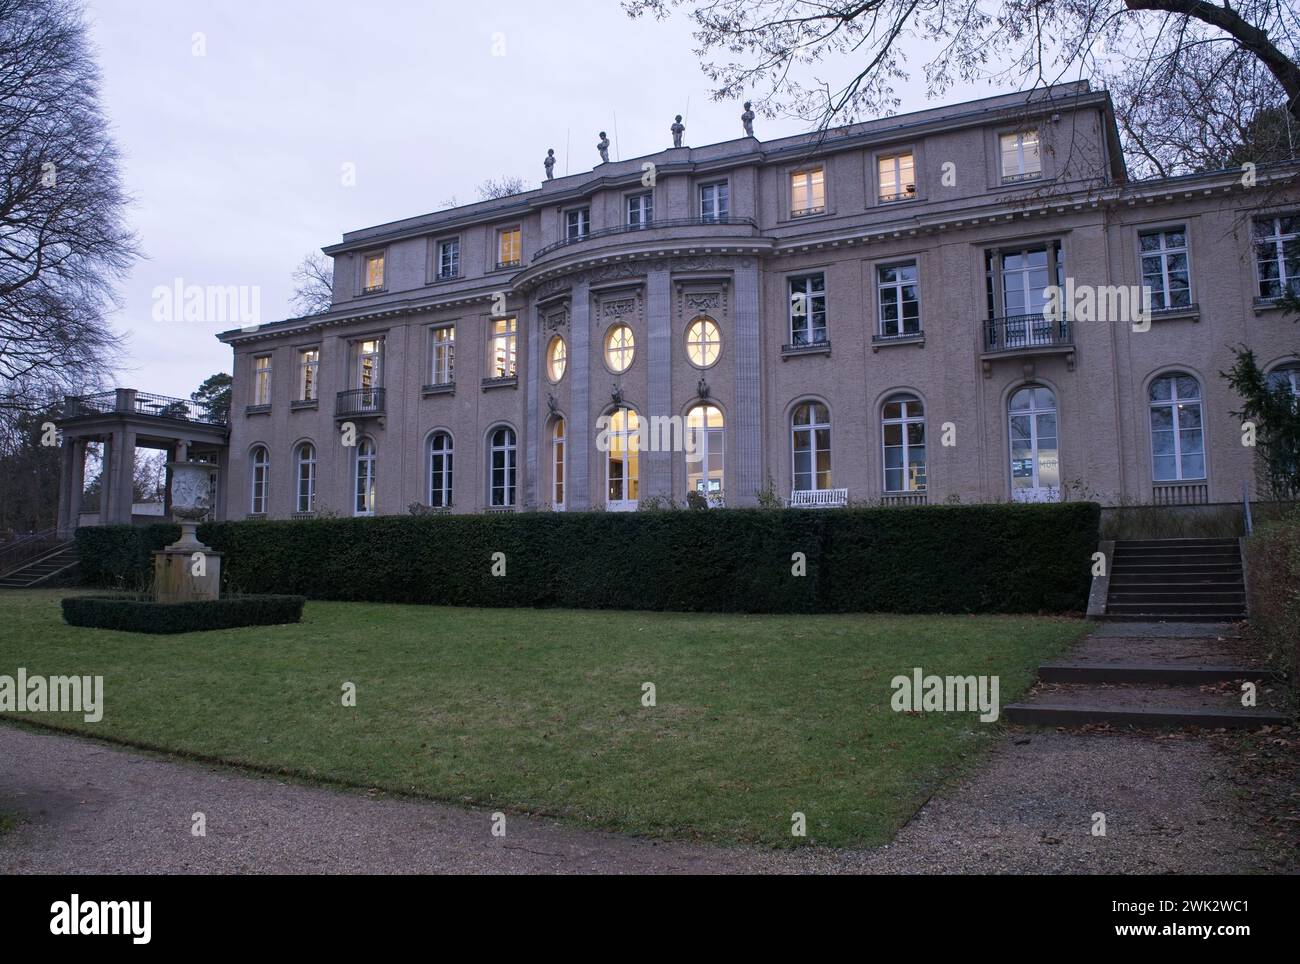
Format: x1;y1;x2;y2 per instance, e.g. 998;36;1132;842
1108;592;1245;604
1038;662;1279;684
1006;680;1289;729
1101;614;1243;623
1115;539;1239;547
1004;703;1289;728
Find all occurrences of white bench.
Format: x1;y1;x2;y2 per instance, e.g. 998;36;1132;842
788;488;848;508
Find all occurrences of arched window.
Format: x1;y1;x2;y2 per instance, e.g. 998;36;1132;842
249;445;269;515
1149;373;1204;481
605;406;640;509
605;324;635;373
1267;362;1300;399
428;432;453;508
1009;385;1060;501
552;419;566;510
354;437;376;516
685;317;721;368
791;402;831;492
295;442;316;514
686;404;724;503
547;335;567;382
488;427;517;507
881;395;926;493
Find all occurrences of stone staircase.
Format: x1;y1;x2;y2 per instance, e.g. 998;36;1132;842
1104;538;1246;622
0;543;79;589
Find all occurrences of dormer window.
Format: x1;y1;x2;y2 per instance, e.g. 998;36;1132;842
363;252;385;293
790;167;825;217
878;152;915;203
1000;130;1041;183
497;227;521;269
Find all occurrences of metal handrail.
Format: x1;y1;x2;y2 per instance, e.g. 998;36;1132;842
983;312;1072;352
0;528;62;577
532;216;759;260
1243;480;1254;536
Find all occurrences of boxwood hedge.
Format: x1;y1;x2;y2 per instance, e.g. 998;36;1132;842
74;502;1100;614
61;594;306;634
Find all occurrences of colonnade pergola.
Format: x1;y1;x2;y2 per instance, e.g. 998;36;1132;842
54;388;230;539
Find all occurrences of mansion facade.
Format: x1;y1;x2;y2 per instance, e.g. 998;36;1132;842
216;81;1300;519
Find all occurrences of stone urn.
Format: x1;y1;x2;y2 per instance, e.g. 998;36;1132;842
153;461;222;602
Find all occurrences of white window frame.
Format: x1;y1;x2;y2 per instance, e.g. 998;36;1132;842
1253;214;1300;299
546;334;567;382
552;418;566;511
699;181;729;222
877;152;915;203
437;238;460;280
1138;227;1193;311
1148;373;1206;483
253;355;272;406
626;192;654;228
428;431;453;508
497;226;521;268
488;316;517;378
788;273;827;346
488;426;517;507
429;324;455;385
1000;130;1042;182
790;167;825;217
354;437;376;516
686;404;724;505
362;251;385;292
605;323;635;373
566;207;590;240
297;348;318;402
876;261;921;337
685;316;721;368
249;445;269;515
295;442;317;514
1008;385;1061;502
791;402;831;492
881;395;926;493
605;407;640;510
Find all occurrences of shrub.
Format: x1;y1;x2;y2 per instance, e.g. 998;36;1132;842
61;593;306;634
1245;510;1300;682
74;502;1100;614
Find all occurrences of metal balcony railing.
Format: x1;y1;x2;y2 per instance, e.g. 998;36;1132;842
532;216;758;260
63;390;229;426
336;387;385;418
983;313;1072;353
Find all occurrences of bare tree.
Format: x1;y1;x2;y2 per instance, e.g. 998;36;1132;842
476;176;529;200
290;251;333;316
625;1;1300;172
0;0;136;415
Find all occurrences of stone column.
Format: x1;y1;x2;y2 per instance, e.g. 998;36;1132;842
569;281;591;508
106;427;136;524
56;438;75;538
733;258;763;505
68;439;85;533
645;266;673;500
524;305;541;507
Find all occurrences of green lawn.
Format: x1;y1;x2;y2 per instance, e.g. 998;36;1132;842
0;589;1086;847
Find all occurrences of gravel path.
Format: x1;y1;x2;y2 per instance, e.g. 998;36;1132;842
1;716;1289;874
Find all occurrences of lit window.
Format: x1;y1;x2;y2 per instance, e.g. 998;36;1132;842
249;445;269;515
790;168;825;217
297;349;318;402
1149;374;1205;482
791;402;831;492
788;274;827;345
605;324;635;372
437;239;460;280
627;192;654;227
1253;214;1300;299
566;208;590;240
700;182;729;222
686;404;724;504
489;317;517;378
253;355;272;406
1000;131;1041;182
295;442;317;513
881;395;926;493
489;427;517;507
877;263;920;337
552;419;566;510
354;437;376;516
605;407;639;508
430;325;454;385
685;317;721;367
363;252;385;292
428;432;453;508
547;335;567;382
497;227;521;269
357;338;382;390
878;153;915;202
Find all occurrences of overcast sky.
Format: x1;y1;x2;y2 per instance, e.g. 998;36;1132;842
86;0;1012;399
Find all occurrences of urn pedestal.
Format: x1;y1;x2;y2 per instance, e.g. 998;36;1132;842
153;460;222;603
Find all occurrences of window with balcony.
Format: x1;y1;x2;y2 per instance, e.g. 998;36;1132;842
437;238;460;280
295;442;317;514
488;426;517;507
354;437;376;516
877;152;916;203
249;445;269;515
984;243;1066;350
489;317;517;379
566;207;590;240
1253;214;1300;299
1149;373;1205;482
297;348;318;402
686;403;724;504
497;227;521;269
356;338;382;390
1139;228;1192;311
627;192;654;228
547;334;567;382
791;402;831;492
1000;130;1041;182
788;273;827;346
700;182;729;222
428;431;453;508
605;323;635;373
790;167;825;217
429;325;454;385
877;262;920;338
363;252;385;292
881;395;926;493
252;355;272;407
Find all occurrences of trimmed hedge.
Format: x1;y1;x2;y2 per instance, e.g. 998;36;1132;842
61;594;306;634
74;503;1099;614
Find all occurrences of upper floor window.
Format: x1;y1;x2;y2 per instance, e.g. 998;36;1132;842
253;355;272;406
627;192;654;228
788;273;827;346
1139;228;1192;311
249;445;269;515
1267;362;1300;398
700;182;729;222
497;226;521;269
428;432;453;508
605;323;635;373
685;316;721;368
363;252;385;292
488;427;517;508
986;243;1064;319
566;207;590;240
437;238;460;280
878;152;915;203
429;325;454;385
356;338;382;390
790;167;825;217
295;442;317;514
881;394;926;493
1149;373;1205;482
1253;214;1300;299
877;262;920;337
547;335;567;382
489;316;517;378
791;402;831;492
1000;130;1041;182
297;348;318;402
354;438;376;516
